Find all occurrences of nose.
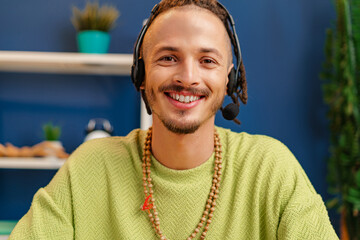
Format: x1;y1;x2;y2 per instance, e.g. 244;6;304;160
174;58;199;87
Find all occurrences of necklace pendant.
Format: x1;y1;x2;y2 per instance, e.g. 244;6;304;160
141;194;153;211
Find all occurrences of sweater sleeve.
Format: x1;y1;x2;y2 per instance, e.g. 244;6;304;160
273;145;339;240
277;192;339;239
256;135;339;239
9;160;74;240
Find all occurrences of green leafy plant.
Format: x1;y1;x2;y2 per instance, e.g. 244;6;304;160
43;122;61;141
321;0;360;238
71;1;120;32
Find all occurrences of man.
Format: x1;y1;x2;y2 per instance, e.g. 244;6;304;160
10;0;338;239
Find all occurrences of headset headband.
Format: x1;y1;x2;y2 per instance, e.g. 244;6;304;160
216;2;242;84
132;1;242;91
131;1;245;124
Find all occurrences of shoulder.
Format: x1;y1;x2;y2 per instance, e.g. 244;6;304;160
216;126;294;164
67;128;146;169
216;126;316;193
216;127;318;216
74;128;144;153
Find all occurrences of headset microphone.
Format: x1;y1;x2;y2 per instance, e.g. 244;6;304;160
221;103;239;120
221;92;241;123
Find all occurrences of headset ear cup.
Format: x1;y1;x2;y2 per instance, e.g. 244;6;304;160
131;59;145;91
135;59;145;90
227;67;237;96
131;64;136;87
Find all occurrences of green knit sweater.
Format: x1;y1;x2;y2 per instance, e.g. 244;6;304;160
9;127;338;239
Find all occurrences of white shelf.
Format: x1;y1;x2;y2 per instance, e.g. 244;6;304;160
0;51;133;75
0;51;153;170
0;157;66;170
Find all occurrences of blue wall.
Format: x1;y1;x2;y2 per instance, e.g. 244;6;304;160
0;0;338;233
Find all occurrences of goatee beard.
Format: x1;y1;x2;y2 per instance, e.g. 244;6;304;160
156;100;223;135
159;114;201;134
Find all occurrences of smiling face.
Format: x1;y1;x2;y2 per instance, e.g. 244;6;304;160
141;5;233;134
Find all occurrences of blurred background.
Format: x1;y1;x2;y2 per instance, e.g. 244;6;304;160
0;0;338;234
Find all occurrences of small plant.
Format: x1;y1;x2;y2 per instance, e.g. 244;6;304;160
43;122;61;141
321;0;360;237
71;1;120;32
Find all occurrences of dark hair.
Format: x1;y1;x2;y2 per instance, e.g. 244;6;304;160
143;0;248;104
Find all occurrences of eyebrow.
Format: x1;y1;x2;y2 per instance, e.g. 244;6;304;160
199;47;223;60
155;46;179;53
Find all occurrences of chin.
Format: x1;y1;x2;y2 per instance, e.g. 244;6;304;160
160;118;201;135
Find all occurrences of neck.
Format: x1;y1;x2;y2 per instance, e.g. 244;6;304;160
151;116;215;170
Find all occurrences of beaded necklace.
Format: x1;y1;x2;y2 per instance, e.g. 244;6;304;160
141;127;223;240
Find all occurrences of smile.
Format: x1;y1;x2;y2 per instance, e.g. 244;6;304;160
168;93;201;103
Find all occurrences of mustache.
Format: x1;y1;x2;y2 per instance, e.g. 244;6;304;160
158;84;211;97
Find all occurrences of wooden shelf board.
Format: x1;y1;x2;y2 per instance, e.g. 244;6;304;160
0;51;133;75
0;157;66;170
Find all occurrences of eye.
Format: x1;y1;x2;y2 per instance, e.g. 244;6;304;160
202;58;216;64
200;57;218;67
159;56;176;62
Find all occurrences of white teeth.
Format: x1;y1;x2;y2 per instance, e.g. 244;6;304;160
168;93;200;103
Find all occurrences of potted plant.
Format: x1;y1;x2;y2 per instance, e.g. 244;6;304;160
43;122;61;141
42;122;65;158
71;1;120;53
321;0;360;238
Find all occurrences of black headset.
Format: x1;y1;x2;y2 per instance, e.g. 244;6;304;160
131;2;244;123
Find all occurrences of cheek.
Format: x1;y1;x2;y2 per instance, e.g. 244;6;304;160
204;73;228;93
149;88;156;101
146;68;170;87
145;85;157;103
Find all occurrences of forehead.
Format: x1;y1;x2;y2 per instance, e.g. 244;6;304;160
142;6;229;56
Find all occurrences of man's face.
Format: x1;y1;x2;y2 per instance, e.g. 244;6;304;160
141;6;233;134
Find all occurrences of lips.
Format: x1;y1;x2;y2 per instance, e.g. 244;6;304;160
160;84;209;110
163;91;204;110
168;93;201;103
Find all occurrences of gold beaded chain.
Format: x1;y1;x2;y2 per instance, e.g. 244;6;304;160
141;127;223;240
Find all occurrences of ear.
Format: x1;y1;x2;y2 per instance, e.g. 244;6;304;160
226;64;236;96
139;81;145;90
226;63;234;85
227;63;234;75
